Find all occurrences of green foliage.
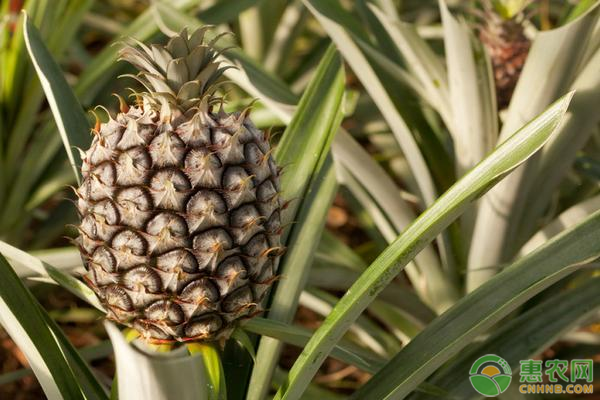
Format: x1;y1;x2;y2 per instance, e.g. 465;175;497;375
0;1;598;400
0;0;92;246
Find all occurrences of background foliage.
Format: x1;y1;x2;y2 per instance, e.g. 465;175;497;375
0;0;599;399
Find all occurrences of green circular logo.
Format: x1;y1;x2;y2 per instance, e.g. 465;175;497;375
469;354;512;397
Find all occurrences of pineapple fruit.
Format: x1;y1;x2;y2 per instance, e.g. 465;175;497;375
76;28;283;343
478;0;531;108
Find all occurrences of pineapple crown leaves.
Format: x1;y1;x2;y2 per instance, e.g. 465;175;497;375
490;0;532;20
472;0;533;46
118;27;234;113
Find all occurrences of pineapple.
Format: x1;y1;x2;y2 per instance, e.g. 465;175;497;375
76;28;283;343
478;0;531;108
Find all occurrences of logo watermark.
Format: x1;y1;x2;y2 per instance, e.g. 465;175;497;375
470;355;594;397
518;359;593;395
469;354;512;397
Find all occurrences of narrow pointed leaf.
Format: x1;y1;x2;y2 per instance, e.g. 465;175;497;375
248;46;344;397
22;13;90;184
42;312;110;399
187;343;226;400
468;4;600;289
275;93;574;400
199;0;262;24
353;207;600;400
439;0;497;175
274;46;344;225
519;46;600;241
368;4;451;128
0;240;103;311
302;0;438;206
302;0;460;310
244;318;385;374
519;194;600;256
0;254;85;400
75;0;200;105
417;277;600;399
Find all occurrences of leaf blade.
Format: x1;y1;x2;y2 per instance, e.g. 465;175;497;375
247;45;344;399
22;12;90;184
244;317;386;374
467;3;600;289
0;240;104;311
417;276;600;399
0;253;87;400
353;208;600;399
275;92;574;400
302;0;438;206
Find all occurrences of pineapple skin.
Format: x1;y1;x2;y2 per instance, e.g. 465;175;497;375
479;11;530;109
76;29;283;343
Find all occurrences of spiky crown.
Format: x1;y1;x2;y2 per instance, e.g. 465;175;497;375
488;0;530;20
119;27;229;114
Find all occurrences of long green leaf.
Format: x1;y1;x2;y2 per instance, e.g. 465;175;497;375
337;164;395;242
43;311;110;400
200;0;262;24
367;4;452;131
303;0;438;206
415;276;600;399
518;46;600;243
566;0;600;22
437;0;498;247
354;209;600;399
0;340;112;387
438;0;497;176
10;246;81;277
264;1;308;73
274;93;574;400
22;12;90;184
187;343;227;400
368;299;422;343
245;318;385;374
316;230;367;271
0;253;85;400
332;131;454;310
300;288;402;356
273;368;345;400
0;121;64;236
303;0;461;311
5;0;92;182
309;265;435;327
247;46;344;399
519;194;600;256
340;161;457;311
274;46;344;225
467;3;600;289
313;232;437;327
248;159;338;399
239;6;265;60
351;0;455;193
0;240;103;311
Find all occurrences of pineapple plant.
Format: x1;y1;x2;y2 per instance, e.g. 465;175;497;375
76;27;283;343
477;0;531;108
0;1;596;399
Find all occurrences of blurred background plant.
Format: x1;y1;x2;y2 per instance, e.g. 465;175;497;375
0;0;599;399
